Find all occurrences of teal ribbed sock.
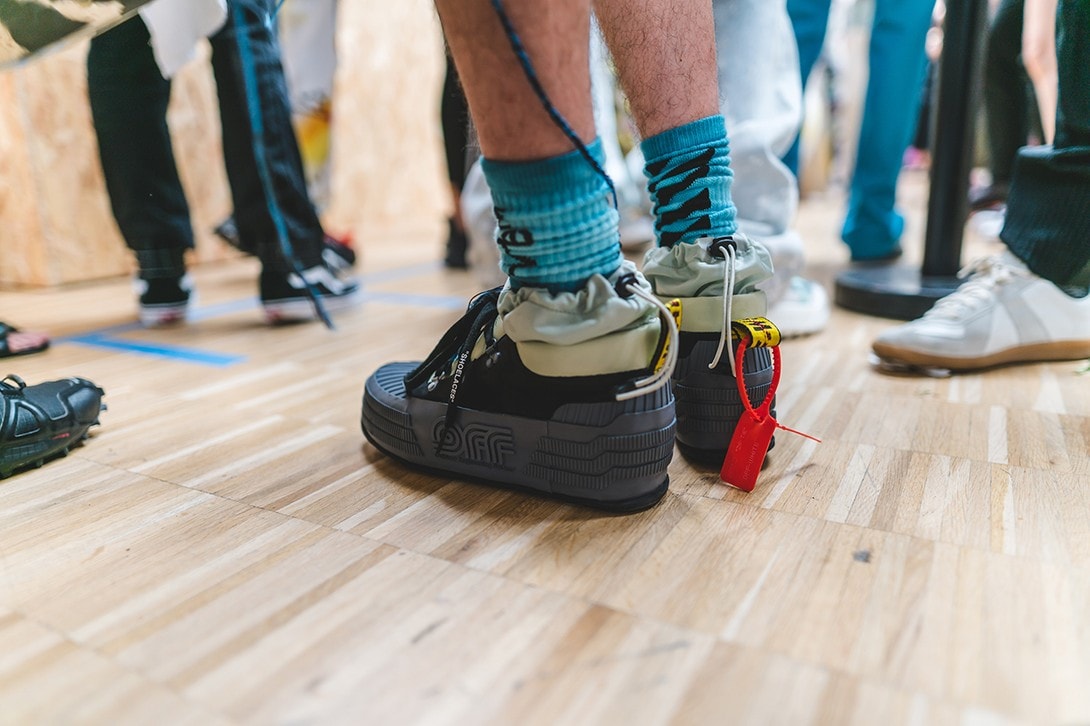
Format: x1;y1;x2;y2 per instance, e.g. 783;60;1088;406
641;115;738;247
481;139;621;293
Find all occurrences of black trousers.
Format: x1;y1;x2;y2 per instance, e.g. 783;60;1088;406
1002;0;1090;296
87;0;324;278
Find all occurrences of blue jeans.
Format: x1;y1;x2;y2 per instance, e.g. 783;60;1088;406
786;0;935;260
87;0;324;278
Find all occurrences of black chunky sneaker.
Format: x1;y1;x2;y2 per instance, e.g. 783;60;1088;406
260;260;361;324
361;273;678;512
0;375;105;478
135;274;193;328
643;235;776;465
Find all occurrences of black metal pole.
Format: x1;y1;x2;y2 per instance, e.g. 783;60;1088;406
922;0;990;277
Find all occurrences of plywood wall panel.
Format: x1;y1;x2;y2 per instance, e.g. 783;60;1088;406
326;0;449;244
0;73;50;287
16;40;134;285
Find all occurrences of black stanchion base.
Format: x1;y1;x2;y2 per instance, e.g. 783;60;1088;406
834;266;962;321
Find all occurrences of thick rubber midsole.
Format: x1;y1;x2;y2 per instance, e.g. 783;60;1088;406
674;341;774;455
361;362;674;507
0;426;90;477
873;339;1090;371
139;303;188;327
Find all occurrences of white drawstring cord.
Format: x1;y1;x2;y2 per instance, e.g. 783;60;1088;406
707;244;737;377
615;282;680;402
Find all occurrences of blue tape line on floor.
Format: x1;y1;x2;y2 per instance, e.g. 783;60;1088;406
64;334;245;367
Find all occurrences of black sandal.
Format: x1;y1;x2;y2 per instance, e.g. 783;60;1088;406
0;322;50;359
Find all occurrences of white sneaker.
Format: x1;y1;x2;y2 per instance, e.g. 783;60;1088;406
872;252;1090;370
768;276;829;338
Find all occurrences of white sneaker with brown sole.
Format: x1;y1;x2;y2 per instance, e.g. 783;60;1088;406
872;252;1090;371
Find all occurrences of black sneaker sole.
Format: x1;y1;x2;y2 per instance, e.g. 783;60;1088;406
0;424;97;479
139;301;189;327
361;362;675;513
674;339;776;465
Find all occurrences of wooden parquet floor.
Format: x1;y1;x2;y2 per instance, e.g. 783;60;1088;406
0;177;1087;725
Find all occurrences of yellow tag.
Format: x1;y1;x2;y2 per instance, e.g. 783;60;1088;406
730;316;781;348
653;298;684;373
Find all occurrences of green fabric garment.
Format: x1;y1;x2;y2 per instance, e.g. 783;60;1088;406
1003;0;1090;296
0;0;152;66
0;0;85;55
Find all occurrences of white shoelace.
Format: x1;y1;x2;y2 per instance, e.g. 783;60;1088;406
707;244;738;377
615;282;680;402
923;255;1026;322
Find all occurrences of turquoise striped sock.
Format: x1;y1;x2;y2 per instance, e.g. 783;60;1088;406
481;139;621;293
641;115;738;247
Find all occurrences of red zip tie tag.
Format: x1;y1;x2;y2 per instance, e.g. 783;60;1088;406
720;321;820;492
720;403;778;492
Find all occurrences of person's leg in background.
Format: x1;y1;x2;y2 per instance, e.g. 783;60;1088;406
904;55;936;170
973;0;1030;210
210;0;359;323
362;0;676;509
454;22;656;289
274;0;357;267
87;16;195;327
588;23;655;251
277;0;338;212
840;0;935;261
593;0;777;463
1022;0;1058;143
712;0;829;338
214;0;354;260
872;0;1090;371
783;0;834;175
441;51;471;269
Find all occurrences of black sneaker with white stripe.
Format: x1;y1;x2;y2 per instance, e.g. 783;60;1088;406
135;274;193;328
260;260;361;323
